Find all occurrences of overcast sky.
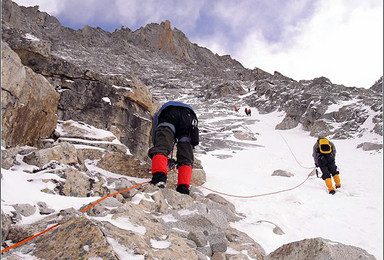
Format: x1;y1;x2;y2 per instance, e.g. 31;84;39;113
13;0;383;89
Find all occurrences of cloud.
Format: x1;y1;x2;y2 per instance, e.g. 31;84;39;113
229;0;383;88
12;0;383;88
14;0;207;32
12;0;65;15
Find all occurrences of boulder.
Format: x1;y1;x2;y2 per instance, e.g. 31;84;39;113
272;169;294;177
23;142;78;167
275;116;299;130
266;237;376;260
37;202;55;215
1;146;21;169
61;168;92;197
205;81;246;100
357;142;383;151
12;203;36;217
97;151;151;178
1;211;12;244
188;231;208;247
225;227;266;260
31;217;118;259
208;232;227;253
1;41;59;148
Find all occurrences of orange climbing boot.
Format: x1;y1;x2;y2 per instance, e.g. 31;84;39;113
333;174;341;189
325;178;335;194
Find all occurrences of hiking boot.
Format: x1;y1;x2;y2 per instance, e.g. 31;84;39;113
329;190;336;195
176;184;190;195
333;174;341;189
150;172;167;186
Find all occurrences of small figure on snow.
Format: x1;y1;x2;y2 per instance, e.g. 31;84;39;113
234;106;240;112
312;136;341;195
148;101;199;195
246;108;252;116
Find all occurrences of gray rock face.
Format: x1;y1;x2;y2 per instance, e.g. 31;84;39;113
246;75;382;138
266;237;377;260
370;76;382;93
2;1;154;161
2;0;382;145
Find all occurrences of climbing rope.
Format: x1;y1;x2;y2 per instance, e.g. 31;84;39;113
1;224;60;254
191;169;314;198
1;181;148;254
80;181;148;213
277;130;314;170
255;115;314;170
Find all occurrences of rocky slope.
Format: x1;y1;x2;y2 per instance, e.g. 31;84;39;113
1;0;381;259
2;0;382;144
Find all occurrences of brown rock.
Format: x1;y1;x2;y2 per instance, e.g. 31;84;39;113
31;217;118;259
23;142;78;167
97;151;151;178
1;41;59;148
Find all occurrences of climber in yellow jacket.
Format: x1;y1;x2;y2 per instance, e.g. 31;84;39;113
312;136;341;195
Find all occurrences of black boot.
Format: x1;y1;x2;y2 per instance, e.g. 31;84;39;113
176;184;190;195
149;172;167;188
329;190;336;195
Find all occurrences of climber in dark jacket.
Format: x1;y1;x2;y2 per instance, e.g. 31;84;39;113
312;136;341;194
148;101;199;195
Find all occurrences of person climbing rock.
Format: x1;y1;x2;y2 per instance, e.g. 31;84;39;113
148;101;199;195
312;136;341;195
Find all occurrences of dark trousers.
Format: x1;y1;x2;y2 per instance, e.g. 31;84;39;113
318;155;339;180
148;107;194;166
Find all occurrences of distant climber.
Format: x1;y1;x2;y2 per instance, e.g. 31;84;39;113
312;136;341;194
234;106;240;112
246;108;252;116
148;101;199;195
245;108;248;115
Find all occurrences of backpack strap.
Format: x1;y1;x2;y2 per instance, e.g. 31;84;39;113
178;137;191;142
157;122;176;133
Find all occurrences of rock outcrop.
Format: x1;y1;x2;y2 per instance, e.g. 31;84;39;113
1;41;59;148
266;237;376;260
2;0;382;141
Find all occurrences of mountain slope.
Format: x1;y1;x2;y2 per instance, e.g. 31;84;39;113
1;0;382;259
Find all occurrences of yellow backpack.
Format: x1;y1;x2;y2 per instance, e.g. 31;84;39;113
318;138;332;154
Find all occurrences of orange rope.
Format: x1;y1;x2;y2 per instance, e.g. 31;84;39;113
1;181;148;254
80;181;148;213
192;173;311;198
1;224;59;254
277;130;314;169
